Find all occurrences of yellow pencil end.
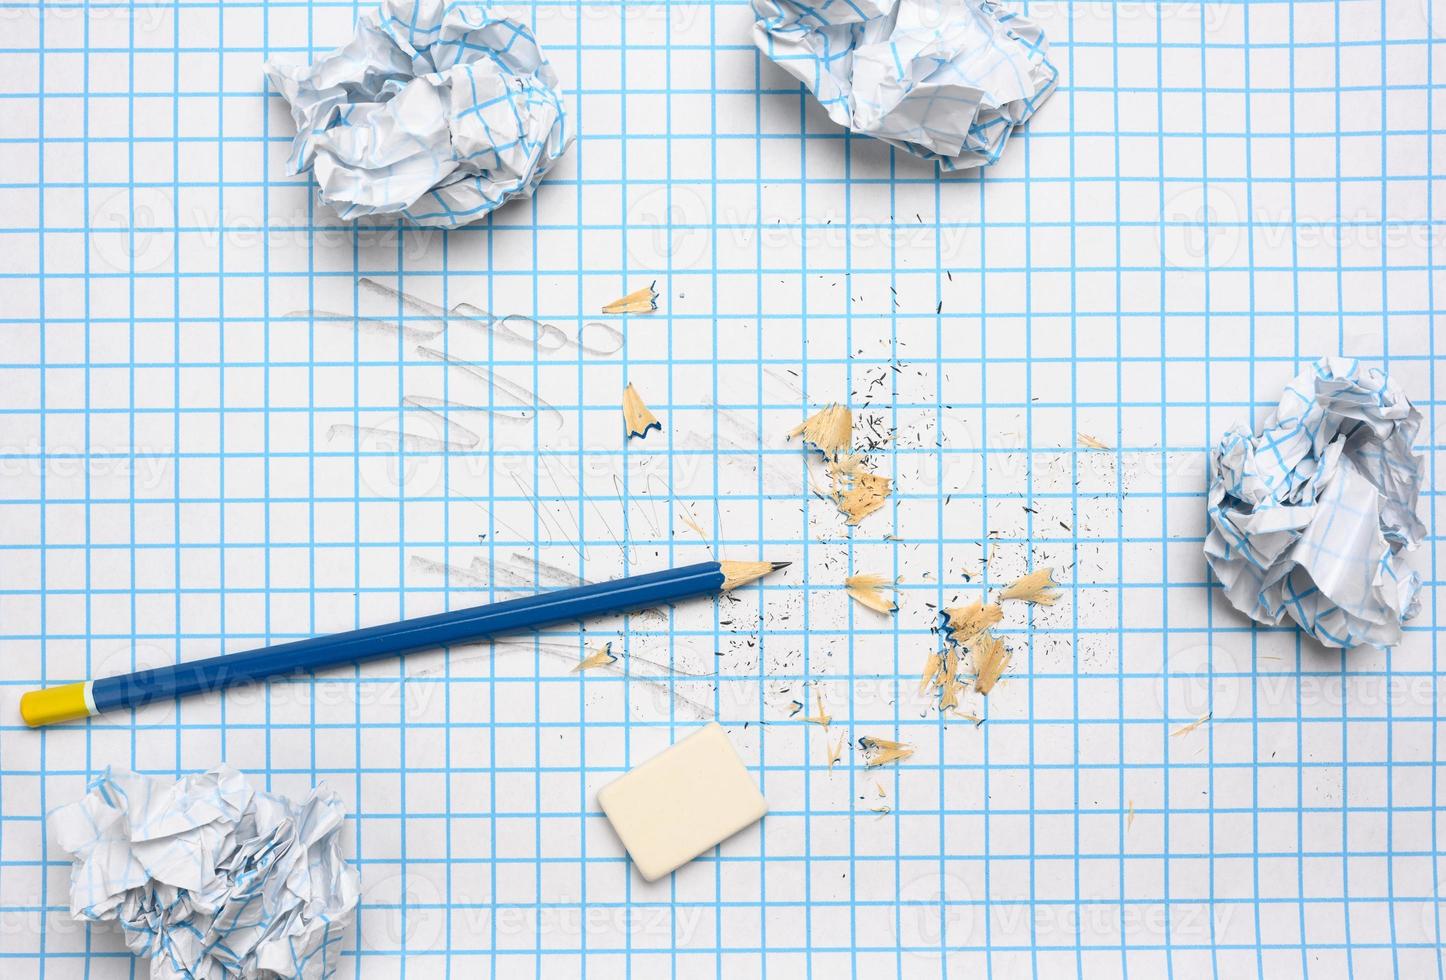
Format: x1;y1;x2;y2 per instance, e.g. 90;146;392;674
19;682;92;728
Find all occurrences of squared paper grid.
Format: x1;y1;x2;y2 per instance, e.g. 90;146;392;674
0;1;1443;978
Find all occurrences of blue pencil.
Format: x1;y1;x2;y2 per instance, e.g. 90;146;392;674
20;559;787;727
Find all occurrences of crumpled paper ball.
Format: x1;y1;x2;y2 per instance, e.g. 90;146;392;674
265;0;572;227
1205;357;1425;649
52;765;360;979
751;0;1057;169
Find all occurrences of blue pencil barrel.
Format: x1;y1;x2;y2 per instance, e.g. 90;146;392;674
89;562;726;715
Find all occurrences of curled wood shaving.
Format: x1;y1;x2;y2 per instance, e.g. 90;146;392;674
859;736;914;768
788;403;852;457
572;642;617;672
1078;432;1110;450
942;600;1003;645
845;573;896;614
1000;567;1060;605
621;383;661;439
826;733;846;770
835;471;891;526
1170;712;1211;737
602;282;658;314
969;630;1011;695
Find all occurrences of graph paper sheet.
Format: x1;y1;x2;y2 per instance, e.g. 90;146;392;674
0;2;1441;978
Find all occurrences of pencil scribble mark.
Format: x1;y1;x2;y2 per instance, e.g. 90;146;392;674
618;462;672;541
413;346;558;426
411;550;594;593
354;276;624;355
449;302;624;356
328;394;489;453
404;638;716;719
409;549;668;625
300;278;616;458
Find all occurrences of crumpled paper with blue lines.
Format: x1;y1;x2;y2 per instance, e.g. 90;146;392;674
751;0;1057;169
1205;357;1425;649
52;765;359;979
266;0;571;228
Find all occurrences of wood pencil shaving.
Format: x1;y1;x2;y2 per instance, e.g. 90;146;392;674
1000;567;1060;605
938;677;965;715
969;631;1011;695
1078;433;1110;450
917;651;942;696
572;642;618;672
1170;712;1211;737
919;647;967;714
788;403;852;457
800;688;831;728
826;733;846;770
845;573;896;614
678;508;708;541
621;383;662;439
787;403;893;525
826;453;864;480
859;737;914;768
835;471;892;526
942;600;1003;645
602;282;658;314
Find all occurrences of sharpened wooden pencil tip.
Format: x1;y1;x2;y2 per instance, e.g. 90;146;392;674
720;560;789;591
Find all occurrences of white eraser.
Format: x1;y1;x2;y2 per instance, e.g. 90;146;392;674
596;722;768;882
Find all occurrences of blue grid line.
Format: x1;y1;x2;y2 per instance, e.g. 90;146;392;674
1241;4;1262;975
1066;4;1083;972
1196;7;1215;975
1287;4;1308;971
1429;2;1443;975
1153;15;1174;975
